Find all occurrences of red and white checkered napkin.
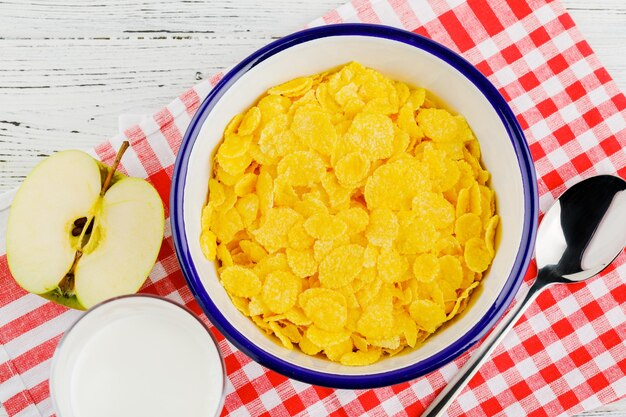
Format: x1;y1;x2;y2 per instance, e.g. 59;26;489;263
1;0;625;416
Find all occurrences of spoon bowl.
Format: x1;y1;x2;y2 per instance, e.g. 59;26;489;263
424;175;626;417
536;175;626;282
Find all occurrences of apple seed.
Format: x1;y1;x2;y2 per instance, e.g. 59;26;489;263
74;217;87;228
85;219;94;234
71;217;89;237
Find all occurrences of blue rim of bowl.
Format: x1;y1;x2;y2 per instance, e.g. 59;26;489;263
171;23;538;389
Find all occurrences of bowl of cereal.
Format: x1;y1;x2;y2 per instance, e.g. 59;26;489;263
171;24;538;388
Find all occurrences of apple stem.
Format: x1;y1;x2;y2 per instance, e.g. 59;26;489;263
70;251;83;278
59;141;130;297
100;141;130;196
59;251;83;295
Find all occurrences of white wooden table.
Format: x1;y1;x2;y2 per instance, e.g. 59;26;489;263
0;0;624;415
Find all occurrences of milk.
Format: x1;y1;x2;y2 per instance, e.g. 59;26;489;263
50;296;224;417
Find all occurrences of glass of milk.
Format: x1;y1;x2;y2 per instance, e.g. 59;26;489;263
50;295;225;417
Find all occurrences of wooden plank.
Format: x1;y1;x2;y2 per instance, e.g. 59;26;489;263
567;0;626;90
0;0;624;192
0;0;339;37
0;0;342;191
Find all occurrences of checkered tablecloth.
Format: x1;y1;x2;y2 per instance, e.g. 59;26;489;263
1;0;625;416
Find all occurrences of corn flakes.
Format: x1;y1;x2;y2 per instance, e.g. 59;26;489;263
337;206;369;235
300;288;347;332
220;266;261;298
268;76;313;97
306;325;351;348
357;300;394;339
261;270;301;314
200;230;217;261
254;207;301;253
202;63;498;365
318;244;364;288
484;215;499;257
464;237;492;273
258;114;300;158
291;108;336;155
364;157;428;211
218;133;252;160
340;347;382;366
277;150;325;187
417;108;459;142
286;248;317;278
334;151;370;187
304;212;348;241
238;107;261;136
299;334;322;355
377;248;409;283
409;299;447;333
366;208;399;248
257;94;291;124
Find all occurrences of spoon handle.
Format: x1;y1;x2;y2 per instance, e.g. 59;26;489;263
421;276;549;417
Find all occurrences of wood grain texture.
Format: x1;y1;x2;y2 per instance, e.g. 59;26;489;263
0;0;625;416
0;0;624;193
0;0;341;192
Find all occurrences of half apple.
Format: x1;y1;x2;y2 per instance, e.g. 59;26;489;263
7;144;164;310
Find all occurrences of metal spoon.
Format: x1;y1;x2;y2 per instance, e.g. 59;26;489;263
423;175;626;417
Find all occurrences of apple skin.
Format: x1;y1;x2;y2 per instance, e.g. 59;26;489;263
42;290;86;310
7;150;165;310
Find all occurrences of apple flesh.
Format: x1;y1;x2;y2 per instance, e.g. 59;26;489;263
7;149;164;310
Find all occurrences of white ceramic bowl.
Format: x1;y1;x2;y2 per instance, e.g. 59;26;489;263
171;24;538;388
